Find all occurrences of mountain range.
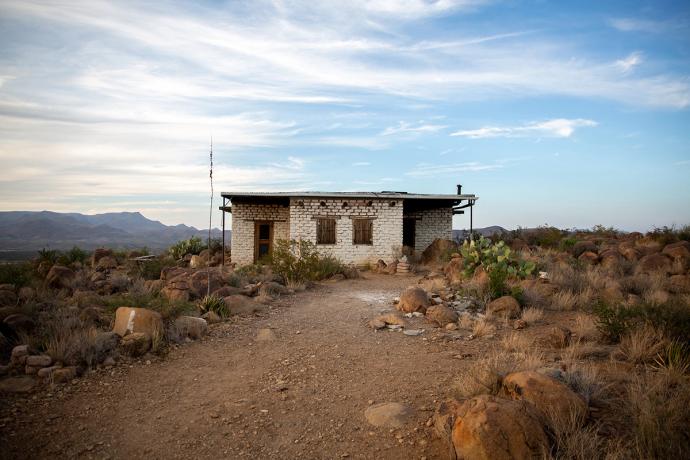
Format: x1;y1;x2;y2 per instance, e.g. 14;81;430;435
0;211;229;253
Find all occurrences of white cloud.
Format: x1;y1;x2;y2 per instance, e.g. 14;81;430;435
405;162;502;176
616;52;643;73
451;118;598;139
609;18;663;33
381;121;447;136
352;161;371;166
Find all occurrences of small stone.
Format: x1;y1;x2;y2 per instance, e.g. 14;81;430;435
403;329;423;336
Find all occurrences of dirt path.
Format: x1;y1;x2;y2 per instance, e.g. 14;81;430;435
1;274;485;459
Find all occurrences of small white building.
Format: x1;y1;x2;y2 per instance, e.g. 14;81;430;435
220;188;477;266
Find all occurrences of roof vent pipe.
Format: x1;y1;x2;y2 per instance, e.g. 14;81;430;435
457;184;462;195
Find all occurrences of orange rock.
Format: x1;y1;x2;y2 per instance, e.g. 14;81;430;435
396;287;429;313
112;307;163;337
486;296;520;319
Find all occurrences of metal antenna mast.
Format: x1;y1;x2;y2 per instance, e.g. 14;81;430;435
207;137;213;297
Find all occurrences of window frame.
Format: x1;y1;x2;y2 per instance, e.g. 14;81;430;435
316;217;337;245
352;218;374;245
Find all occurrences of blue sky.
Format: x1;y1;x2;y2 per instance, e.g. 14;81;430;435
0;0;688;231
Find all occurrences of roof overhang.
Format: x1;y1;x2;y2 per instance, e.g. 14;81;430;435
220;191;478;202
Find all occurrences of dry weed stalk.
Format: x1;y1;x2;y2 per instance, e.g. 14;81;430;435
501;332;531;353
472;317;496;338
458;313;474;330
552;290;578;311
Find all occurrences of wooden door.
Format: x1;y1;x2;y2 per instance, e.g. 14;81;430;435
254;221;273;262
403;218;416;248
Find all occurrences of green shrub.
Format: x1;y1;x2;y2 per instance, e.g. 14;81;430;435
268;239;345;283
593;300;690;342
37;248;60;265
488;266;508;299
559;237;577;251
168;236;205;260
133;256;177;280
0;262;34;287
197;294;229;317
524;225;565;248
60;246;89;265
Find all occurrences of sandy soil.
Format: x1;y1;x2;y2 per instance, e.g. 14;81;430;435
0;274;503;459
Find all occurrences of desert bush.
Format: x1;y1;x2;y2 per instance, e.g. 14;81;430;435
0;261;34;288
523;225;567;249
197;294;229;318
57;246;89;266
169;236;205;260
626;369;690;458
501;332;531;352
551;290;578;311
593;300;690;343
268;239;345;284
562;341;606;362
134;256;177;280
471;317;496;337
653;339;690;378
37;248;60;265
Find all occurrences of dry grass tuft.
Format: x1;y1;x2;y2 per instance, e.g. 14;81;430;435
551;290;578;311
501;332;531;353
626;369;690;458
453;348;544;399
472;317;496;338
520;307;544;324
614;325;667;364
458;313;474;330
573;313;599;342
563;340;607;362
642;289;669;306
285;278;306;292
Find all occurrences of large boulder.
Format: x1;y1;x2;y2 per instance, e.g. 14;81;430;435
119;332;151;357
426;304;459;327
420;239;458;266
46;265;75;289
669;275;690;294
502;370;588;422
188;269;226;299
486;296;520;319
369;312;410;330
663;241;690;259
189;255;205;269
173;316;208;340
618;242;641;261
572;241;597;258
364;402;415;428
223;295;265;315
396;287;430;313
444;257;464;286
537;326;572;348
450;395;549;460
3;313;35;336
636;253;673;275
634;237;662;256
91;248;113;267
96;256;118;271
578;251;599;265
113;307;163;337
0;288;17;307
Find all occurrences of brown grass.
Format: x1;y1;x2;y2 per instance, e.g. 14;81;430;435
573;313;599;342
521;307;544;324
458;313;474;330
471;317;496;338
453;349;545;399
501;332;531;352
551;290;578;311
625;369;690;458
613;325;667;364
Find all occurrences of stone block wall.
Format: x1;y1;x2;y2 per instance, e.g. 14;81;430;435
289;198;403;265
404;207;453;252
230;202;289;266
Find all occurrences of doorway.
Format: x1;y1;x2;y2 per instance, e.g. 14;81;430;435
254;221;274;262
402;218;416;249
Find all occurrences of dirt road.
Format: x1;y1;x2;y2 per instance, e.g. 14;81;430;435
1;274;485;459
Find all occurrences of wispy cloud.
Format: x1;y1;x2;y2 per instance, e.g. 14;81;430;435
610;17;665;33
352;161;371;166
405;162;502;176
616;52;643;73
381;121;447;136
451;118;598;139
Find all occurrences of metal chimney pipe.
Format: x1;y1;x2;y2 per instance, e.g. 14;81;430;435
456;184;462;195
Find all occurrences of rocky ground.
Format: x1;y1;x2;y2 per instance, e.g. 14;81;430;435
1;274;491;459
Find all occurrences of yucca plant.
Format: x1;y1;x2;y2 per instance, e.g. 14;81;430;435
197;294;229;318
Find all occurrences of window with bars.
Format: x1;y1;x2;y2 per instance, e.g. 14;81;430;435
316;218;336;244
352;218;373;245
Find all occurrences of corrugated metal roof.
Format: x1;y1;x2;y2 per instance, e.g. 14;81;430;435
220;191;478;201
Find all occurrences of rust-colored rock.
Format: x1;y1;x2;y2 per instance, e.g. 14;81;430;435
223;295;265;315
578;251;599;265
669;275;690;294
636;253;673;275
538;326;572;348
119;332;151;357
396;287;429;313
486;296;520;319
444;257;464;286
420;239;458;266
426;304;458;327
450;395;549;460
113;307;163;337
370;312;410;329
635;237;662;256
91;248;113;267
572;241;597;257
46;265;75;289
96;256;117;271
502;370;588;422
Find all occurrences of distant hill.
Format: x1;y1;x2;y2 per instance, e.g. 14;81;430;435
452;226;508;242
0;211;230;253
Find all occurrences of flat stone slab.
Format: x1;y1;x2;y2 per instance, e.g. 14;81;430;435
0;376;36;394
403;329;423;336
364;402;415;428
